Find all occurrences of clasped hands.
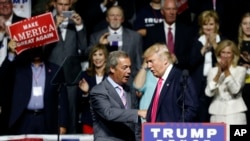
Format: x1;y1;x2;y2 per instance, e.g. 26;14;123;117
218;59;230;76
240;51;250;68
214;58;231;82
201;33;217;55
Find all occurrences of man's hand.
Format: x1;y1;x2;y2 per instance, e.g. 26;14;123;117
8;39;17;53
55;15;65;27
60;127;67;134
99;32;110;45
71;11;83;26
138;110;147;119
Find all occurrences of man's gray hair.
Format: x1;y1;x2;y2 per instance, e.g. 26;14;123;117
106;50;129;74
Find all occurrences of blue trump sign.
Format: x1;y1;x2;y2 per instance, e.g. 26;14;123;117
142;122;226;141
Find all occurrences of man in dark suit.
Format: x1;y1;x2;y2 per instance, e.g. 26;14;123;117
0;0;26;134
90;51;147;141
2;43;69;134
87;5;143;85
44;0;87;133
74;0;135;41
144;43;198;122
143;0;194;70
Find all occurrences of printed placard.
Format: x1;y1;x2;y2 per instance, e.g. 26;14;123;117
142;122;226;141
8;12;59;54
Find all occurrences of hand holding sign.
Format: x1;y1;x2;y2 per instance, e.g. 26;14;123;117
8;12;59;55
8;39;17;53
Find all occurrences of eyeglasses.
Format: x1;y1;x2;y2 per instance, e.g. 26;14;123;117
0;1;11;6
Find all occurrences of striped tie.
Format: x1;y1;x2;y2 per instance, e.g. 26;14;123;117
118;86;127;108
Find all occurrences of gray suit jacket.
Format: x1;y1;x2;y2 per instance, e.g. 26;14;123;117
87;27;143;84
44;19;87;66
90;78;140;141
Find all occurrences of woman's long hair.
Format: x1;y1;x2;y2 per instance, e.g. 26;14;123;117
86;44;109;76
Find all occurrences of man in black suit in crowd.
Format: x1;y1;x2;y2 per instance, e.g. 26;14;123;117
143;0;194;70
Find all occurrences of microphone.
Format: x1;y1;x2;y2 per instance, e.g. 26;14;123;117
182;69;189;122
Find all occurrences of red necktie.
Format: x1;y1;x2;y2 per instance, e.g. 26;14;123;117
151;78;163;122
167;27;174;53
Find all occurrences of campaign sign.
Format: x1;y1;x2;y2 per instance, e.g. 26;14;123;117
142;122;226;141
8;12;59;54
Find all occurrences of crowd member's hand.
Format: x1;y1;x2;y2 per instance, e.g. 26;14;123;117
79;78;89;95
240;51;250;64
200;35;213;55
99;32;110;45
201;39;212;55
71;11;82;26
240;51;250;69
56;15;65;27
8;39;17;53
60;127;66;134
201;45;211;55
216;57;231;78
208;33;217;49
219;57;230;72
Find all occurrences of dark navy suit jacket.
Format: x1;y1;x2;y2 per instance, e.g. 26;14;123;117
7;60;69;134
146;66;198;122
78;71;107;126
0;14;25;135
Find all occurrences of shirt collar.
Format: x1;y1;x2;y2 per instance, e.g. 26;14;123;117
108;26;123;34
107;76;120;88
163;21;175;31
161;64;173;81
31;62;45;68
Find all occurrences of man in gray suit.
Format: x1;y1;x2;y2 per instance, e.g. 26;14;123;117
86;5;143;85
44;0;87;133
90;51;147;141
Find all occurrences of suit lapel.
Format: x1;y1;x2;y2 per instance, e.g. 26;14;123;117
158;23;167;43
122;28;128;51
43;62;57;101
103;79;125;108
157;67;176;109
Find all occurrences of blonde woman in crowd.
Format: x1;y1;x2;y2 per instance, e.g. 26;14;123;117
237;12;250;125
190;10;225;122
205;40;247;141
